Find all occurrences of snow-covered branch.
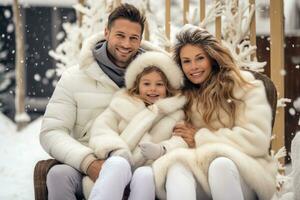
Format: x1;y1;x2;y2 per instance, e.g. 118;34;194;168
49;0;109;75
277;98;292;108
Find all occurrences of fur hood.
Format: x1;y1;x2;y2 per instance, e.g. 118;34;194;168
125;51;184;90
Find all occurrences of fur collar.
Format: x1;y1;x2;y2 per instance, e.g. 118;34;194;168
109;89;186;122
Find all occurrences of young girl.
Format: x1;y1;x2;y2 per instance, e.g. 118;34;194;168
87;51;188;200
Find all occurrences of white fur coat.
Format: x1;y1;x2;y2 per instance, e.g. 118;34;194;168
152;71;277;200
89;89;188;168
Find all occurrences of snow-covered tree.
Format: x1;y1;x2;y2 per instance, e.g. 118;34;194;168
220;0;266;72
0;8;16;120
272;132;300;200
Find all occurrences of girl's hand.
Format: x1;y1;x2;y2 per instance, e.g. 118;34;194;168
173;122;197;148
139;142;165;160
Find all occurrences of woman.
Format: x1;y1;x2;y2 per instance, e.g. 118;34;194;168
152;25;277;200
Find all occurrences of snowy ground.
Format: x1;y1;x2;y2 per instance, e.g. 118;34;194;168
0;113;50;200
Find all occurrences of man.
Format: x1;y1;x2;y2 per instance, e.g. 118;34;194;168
40;4;159;200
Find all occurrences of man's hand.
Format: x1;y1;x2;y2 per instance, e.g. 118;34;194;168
173;121;197;148
86;159;105;182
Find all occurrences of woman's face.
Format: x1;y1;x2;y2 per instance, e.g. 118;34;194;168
180;44;213;85
138;71;167;104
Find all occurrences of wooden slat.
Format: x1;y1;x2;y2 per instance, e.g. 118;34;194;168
143;1;150;41
200;0;205;22
215;0;221;41
165;0;171;51
249;0;256;60
144;21;150;41
77;0;85;27
270;0;285;152
116;0;121;6
183;0;189;24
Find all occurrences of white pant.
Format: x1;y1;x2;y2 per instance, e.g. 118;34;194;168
88;156;155;200
166;157;256;200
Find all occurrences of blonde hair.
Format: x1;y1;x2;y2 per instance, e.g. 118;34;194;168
173;28;250;130
127;66;179;105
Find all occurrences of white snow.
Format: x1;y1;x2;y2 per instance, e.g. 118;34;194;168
273;132;300;200
293;97;300;112
3;9;12;19
14;112;31;123
34;73;41;82
0;113;50;200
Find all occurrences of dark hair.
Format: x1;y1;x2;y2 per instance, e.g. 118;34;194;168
107;3;146;36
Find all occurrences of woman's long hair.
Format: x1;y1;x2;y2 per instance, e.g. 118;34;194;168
173;27;250;130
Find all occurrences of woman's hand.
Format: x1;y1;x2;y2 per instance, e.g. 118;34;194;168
173;121;197;148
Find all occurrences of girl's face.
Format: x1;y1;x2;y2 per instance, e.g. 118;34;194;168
138;71;167;104
180;44;213;85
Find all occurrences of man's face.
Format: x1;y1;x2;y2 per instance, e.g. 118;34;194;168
105;18;142;68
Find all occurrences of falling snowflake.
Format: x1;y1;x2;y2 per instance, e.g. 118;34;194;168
4;9;11;18
6;24;14;33
42;78;49;85
280;69;286;76
34;74;41;82
45;69;55;79
56;31;65;40
289;108;296;116
294;97;300;112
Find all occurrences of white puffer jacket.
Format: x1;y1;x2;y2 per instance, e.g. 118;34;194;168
152;71;278;200
40;33;165;172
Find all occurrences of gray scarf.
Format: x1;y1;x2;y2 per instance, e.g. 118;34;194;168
92;41;145;88
92;41;126;87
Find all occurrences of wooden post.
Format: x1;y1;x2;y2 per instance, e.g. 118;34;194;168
270;0;285;152
143;1;150;41
215;0;221;41
249;0;256;60
77;0;85;27
165;0;171;51
13;0;28;130
200;0;205;22
144;22;150;41
115;0;121;6
183;0;189;24
77;0;85;49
